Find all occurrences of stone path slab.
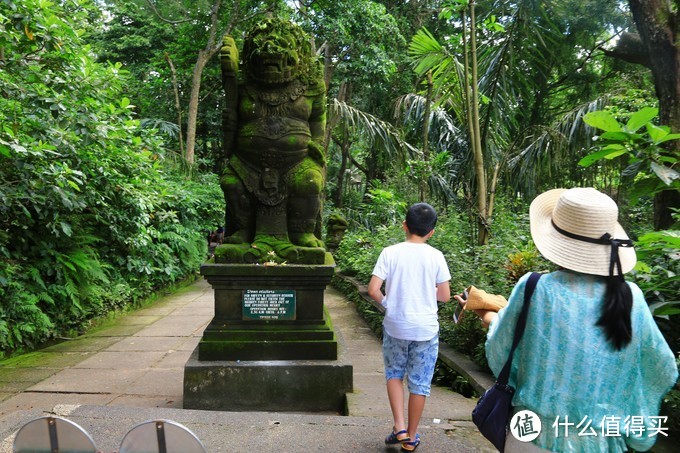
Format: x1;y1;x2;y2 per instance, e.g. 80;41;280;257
0;277;497;452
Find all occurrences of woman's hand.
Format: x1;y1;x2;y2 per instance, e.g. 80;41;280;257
453;292;497;328
475;310;497;328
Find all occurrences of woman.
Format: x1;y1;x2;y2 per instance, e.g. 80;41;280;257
459;188;678;452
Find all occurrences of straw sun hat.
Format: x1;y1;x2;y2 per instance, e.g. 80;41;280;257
530;187;636;277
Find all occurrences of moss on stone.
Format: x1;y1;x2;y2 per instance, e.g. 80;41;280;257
242;98;255;112
241;123;256;136
214;243;250;263
0;351;88;369
220;173;240;187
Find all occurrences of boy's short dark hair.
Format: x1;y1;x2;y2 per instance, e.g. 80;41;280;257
405;203;438;237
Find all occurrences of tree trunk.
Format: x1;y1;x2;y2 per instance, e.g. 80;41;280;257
323;43;334;92
329;82;350;208
184;0;223;166
628;0;680;229
420;72;433;202
487;162;501;221
185;52;210;165
629;1;680;132
324;81;349;155
469;1;489;245
164;53;184;159
334;147;348;208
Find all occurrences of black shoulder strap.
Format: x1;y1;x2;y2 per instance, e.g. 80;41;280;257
497;272;542;385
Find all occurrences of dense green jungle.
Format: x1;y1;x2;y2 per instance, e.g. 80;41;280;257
1;0;678;435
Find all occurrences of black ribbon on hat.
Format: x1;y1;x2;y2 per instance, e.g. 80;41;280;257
551;220;634;279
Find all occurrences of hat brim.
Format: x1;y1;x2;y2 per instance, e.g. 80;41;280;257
530;189;636;276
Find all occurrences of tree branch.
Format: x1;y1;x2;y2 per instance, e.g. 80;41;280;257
204;0;223;54
346;150;368;175
145;0;193;25
547;33;626;92
601;31;652;68
210;4;272;55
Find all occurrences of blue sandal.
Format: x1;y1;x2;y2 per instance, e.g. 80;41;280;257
401;433;420;452
385;429;410;444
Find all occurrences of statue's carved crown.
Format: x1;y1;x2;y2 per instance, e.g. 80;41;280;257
242;17;323;88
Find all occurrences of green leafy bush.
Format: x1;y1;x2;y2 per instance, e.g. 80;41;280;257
0;0;223;355
632;227;680;355
334;224;403;281
661;357;680;436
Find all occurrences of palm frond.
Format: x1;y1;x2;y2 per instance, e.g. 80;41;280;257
508;96;612;196
329;99;419;162
393;93;464;153
408;27;465;110
140;118;180;138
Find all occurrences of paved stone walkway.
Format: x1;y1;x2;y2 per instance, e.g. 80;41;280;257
0;278;495;452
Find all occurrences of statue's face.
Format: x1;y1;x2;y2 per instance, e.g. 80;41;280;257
246;33;299;85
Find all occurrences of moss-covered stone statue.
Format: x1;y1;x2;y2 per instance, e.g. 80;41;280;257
217;18;328;264
325;212;348;253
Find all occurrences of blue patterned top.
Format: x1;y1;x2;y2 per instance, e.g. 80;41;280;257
486;271;678;452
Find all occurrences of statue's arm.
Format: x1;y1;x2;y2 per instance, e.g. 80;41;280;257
221;36;239;158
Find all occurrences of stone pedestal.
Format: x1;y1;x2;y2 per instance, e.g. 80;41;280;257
183;256;353;412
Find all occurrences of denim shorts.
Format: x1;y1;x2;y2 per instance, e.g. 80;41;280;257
382;332;439;396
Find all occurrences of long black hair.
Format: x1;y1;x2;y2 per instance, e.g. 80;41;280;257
596;276;633;350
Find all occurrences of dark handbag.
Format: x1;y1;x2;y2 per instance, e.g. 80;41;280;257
472;272;541;452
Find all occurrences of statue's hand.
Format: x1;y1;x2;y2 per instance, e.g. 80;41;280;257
220;35;239;74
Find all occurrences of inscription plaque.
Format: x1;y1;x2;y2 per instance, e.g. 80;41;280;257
242;289;296;320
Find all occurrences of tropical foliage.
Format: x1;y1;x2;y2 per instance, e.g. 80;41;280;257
0;0;223;354
2;1;677;427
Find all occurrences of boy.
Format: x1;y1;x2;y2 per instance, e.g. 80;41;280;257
368;203;451;452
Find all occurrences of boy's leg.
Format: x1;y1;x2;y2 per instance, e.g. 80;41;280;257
387;378;406;431
405;334;439;440
407;393;426;440
383;333;408;434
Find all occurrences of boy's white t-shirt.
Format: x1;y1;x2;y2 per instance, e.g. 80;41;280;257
372;241;451;341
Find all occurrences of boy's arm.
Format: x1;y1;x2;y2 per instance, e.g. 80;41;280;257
436;281;451;303
367;275;385;305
